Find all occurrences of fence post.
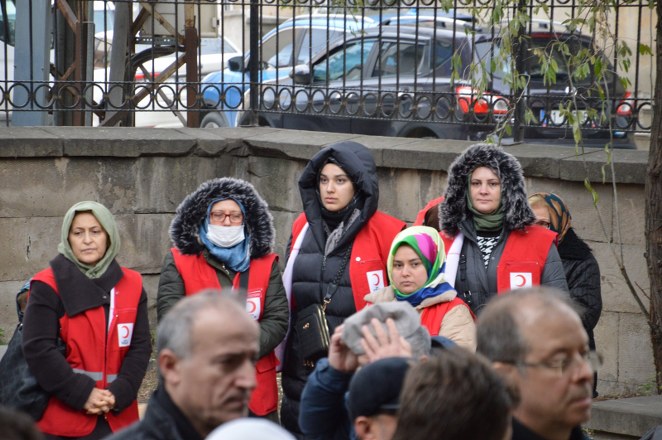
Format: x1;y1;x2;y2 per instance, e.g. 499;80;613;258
245;0;260;126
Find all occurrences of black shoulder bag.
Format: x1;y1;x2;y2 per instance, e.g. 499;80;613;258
296;246;352;368
0;323;66;420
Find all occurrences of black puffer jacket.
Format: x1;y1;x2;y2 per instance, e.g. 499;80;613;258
559;228;602;349
280;141;404;436
157;177;288;359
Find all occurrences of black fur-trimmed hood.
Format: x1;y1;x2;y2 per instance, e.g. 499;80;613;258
169;178;274;258
440;143;534;235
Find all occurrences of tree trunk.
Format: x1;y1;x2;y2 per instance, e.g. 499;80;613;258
646;0;662;394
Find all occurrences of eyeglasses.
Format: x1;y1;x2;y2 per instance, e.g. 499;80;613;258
210;211;243;224
518;351;603;377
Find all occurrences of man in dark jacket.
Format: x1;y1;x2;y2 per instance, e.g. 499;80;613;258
107;290;260;440
477;287;600;440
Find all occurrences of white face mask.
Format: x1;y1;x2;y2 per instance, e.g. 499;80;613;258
207;224;245;248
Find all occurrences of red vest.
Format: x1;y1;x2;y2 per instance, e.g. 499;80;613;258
419;298;473;336
32;267;143;437
170;249;279;415
290;211;406;310
441;225;556;293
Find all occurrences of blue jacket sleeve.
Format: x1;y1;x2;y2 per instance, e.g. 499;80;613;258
299;357;353;439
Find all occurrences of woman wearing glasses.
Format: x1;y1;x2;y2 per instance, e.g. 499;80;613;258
157;177;288;422
439;143;568;315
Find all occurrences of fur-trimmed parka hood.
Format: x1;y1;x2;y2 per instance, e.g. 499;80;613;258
169;177;274;258
440;143;534;235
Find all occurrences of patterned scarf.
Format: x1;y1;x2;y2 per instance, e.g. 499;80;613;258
529;192;571;243
388;226;455;307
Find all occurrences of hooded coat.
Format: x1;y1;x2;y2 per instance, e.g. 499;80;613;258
440;144;568;313
280;141;405;436
157;177;288;363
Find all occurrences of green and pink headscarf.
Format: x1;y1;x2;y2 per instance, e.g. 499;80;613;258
387;226;454;307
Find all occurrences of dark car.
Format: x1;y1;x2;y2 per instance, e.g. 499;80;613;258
244;19;635;147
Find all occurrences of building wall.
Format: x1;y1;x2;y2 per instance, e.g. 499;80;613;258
0;126;653;396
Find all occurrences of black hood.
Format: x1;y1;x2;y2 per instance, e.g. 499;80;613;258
440;143;534;235
298;141;379;248
169;177;274;258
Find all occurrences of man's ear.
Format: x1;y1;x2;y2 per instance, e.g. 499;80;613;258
354;416;377;440
492;361;521;388
158;348;182;387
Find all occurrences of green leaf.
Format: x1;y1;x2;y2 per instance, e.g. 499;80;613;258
639;43;653;56
583;178;600;206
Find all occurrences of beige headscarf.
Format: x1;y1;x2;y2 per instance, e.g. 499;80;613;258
57;201;120;279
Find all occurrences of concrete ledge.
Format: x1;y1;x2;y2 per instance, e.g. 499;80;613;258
586;396;662;438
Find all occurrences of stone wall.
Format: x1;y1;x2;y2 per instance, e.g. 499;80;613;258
0;126;653;396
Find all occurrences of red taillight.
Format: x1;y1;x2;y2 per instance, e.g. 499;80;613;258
135;71;161;81
616;91;633;117
456;86;509;116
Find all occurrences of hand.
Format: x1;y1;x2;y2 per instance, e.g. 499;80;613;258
84;388;115;415
327;325;359;374
358;318;412;366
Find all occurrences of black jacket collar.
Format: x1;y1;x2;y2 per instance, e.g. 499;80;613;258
50;254;122;316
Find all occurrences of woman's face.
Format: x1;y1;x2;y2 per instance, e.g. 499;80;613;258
319;163;355;212
209;199;244;226
69;212;108;266
391;245;428;294
470;166;502;214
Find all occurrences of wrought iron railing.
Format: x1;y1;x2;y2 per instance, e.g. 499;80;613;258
0;0;653;147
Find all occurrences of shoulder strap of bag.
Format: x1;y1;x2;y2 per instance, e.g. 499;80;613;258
322;245;353;310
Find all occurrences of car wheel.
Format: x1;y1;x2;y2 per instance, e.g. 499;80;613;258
200;112;229;128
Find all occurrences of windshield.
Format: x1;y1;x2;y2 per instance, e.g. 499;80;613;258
475;34;605;83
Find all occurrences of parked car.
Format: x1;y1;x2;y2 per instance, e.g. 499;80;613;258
92;32;241;127
197;13;378;128
243;19;635;147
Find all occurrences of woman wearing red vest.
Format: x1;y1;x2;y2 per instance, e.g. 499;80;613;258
439;143;568;314
157;177;288;422
23;201;151;439
365;226;476;350
279;141;406;437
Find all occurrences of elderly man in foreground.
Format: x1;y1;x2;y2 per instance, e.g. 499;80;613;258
107;289;259;440
476;287;599;440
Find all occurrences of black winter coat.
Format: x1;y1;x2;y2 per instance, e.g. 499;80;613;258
558;228;602;349
105;387;203;440
280;141;394;437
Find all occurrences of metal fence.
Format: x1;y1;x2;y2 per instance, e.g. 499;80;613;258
0;0;654;147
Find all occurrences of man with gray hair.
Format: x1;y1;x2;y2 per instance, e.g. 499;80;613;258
476;287;600;440
107;290;259;440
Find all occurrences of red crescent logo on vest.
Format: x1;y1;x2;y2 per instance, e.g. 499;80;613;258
509;272;533;290
247;300;257;314
120;325;130;339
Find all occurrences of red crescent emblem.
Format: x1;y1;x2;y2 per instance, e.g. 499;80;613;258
371;273;380;285
247;300;257;314
120;325;129;339
515;274;526;287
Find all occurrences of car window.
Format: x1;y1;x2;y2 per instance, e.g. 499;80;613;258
431;39;454;76
372;41;424;77
261;27;302;68
312;39;375;83
296;28;344;65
